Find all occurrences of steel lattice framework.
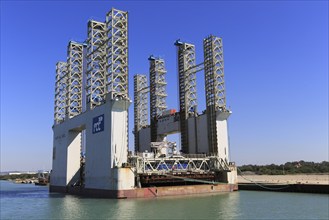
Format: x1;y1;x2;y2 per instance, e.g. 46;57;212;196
176;42;197;116
106;8;128;99
86;20;107;109
203;35;226;153
134;74;149;151
67;41;84;118
149;57;167;119
175;41;197;153
129;154;230;174
203;35;226;109
149;56;167;141
54;61;68;124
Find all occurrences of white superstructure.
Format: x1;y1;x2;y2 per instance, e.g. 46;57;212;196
51;8;135;193
51;7;237;198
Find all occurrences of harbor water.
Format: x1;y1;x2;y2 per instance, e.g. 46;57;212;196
1;180;328;219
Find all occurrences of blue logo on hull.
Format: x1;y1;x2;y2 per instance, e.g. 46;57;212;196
93;114;104;134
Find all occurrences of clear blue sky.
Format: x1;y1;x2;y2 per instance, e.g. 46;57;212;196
1;1;328;171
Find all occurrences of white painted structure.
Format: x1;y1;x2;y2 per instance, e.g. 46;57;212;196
134;36;236;186
52;95;135;191
51;8;135;193
52;7;237;197
138;110;231;163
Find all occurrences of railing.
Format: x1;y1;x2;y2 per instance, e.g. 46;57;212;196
128;155;231;174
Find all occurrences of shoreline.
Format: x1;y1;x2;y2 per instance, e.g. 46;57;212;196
2;173;329;185
238;174;329;194
238;174;329;185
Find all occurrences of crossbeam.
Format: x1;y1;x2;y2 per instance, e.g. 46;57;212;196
130;155;230;174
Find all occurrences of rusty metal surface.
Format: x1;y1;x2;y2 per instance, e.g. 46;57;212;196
50;183;238;199
139;173;216;187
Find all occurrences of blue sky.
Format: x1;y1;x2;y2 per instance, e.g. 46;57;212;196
1;1;328;171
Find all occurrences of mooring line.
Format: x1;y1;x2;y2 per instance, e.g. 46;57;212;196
237;168;291;190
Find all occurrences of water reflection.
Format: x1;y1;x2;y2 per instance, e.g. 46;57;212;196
1;181;328;220
45;192;242;219
112;192;242;219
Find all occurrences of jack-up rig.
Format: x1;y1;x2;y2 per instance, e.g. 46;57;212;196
51;8;238;198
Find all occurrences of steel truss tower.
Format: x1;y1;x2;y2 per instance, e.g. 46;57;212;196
149;56;167;142
106;8;128;99
203;35;226;154
67;41;85;118
54;61;68;124
175;41;197;153
86;20;107;109
134;74;149;151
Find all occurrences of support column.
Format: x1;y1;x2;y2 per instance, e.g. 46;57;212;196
149;56;167;142
175;40;197;153
54;62;68;124
67;41;85;118
134;74;148;152
106;8;129;100
203;35;226;155
86;20;107;109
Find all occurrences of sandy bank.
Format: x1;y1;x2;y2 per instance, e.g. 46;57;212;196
238;174;329;185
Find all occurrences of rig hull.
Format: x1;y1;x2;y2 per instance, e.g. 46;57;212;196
50;184;238;199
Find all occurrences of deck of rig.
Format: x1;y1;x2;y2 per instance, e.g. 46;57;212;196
50;8;238;198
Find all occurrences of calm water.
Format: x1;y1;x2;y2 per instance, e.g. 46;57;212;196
1;180;328;219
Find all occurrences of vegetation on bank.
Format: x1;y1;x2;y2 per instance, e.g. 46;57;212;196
238;161;329;175
1;161;328;180
0;173;38;181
